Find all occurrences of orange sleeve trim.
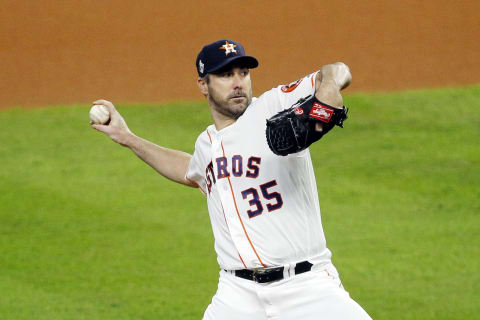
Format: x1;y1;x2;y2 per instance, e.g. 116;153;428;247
311;73;315;88
186;176;206;195
221;142;267;268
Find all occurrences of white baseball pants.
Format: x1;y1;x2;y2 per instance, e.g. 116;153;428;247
203;263;372;320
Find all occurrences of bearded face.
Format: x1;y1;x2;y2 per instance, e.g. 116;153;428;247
206;68;253;120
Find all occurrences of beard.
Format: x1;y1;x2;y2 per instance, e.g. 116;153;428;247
208;87;253;120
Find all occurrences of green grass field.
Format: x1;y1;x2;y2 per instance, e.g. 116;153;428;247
1;86;479;319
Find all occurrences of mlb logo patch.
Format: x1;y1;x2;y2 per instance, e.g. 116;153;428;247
309;102;333;123
281;78;303;93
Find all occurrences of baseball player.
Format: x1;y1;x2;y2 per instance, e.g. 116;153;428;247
91;39;372;319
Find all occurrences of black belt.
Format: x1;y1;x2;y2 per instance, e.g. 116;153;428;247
226;261;313;283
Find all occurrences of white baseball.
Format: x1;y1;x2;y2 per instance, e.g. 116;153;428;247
89;105;110;124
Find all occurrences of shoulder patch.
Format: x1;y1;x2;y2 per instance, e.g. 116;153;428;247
281;78;303;93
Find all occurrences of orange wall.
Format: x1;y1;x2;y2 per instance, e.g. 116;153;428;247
1;0;479;108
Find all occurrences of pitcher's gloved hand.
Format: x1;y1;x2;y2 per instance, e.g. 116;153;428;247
266;95;348;156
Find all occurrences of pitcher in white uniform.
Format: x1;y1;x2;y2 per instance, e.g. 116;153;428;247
91;39;372;320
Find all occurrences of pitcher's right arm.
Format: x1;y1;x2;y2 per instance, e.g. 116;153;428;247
90;99;197;188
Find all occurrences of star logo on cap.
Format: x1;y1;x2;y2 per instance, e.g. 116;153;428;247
199;60;204;73
219;41;237;56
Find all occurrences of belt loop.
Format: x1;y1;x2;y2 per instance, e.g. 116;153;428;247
282;263;295;279
282;264;289;279
288;263;295;278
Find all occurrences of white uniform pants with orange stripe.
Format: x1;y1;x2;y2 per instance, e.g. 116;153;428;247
203;263;372;320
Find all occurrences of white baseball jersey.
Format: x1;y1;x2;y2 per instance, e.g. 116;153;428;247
186;71;332;270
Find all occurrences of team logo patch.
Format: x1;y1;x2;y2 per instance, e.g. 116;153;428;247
281;78;303;93
294;107;304;115
309;102;333;123
198;60;205;74
219;41;237;55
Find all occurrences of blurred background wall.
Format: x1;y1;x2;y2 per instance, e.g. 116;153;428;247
1;0;479;108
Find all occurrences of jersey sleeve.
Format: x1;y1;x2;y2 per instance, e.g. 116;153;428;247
264;71;320;116
185;133;208;195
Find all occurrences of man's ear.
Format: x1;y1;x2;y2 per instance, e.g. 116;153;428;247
197;77;208;96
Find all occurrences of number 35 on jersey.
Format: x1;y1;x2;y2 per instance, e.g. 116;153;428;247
205;154;284;219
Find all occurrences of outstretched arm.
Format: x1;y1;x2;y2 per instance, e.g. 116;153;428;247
90;99;197;188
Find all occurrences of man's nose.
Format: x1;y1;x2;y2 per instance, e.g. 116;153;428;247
232;73;243;89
